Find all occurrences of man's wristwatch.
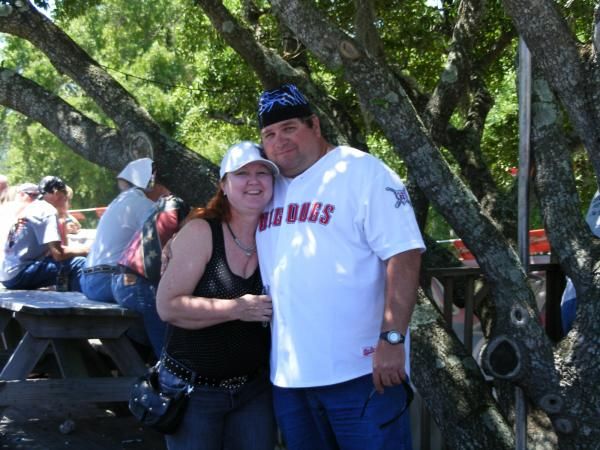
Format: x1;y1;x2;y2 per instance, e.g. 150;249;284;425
379;330;405;345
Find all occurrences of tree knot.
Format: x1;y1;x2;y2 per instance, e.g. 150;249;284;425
339;40;361;60
481;335;525;380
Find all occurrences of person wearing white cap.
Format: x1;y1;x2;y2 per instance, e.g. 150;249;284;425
155;141;278;449
81;158;168;302
116;157;154;191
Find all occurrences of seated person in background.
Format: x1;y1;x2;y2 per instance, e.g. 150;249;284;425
0;183;38;251
112;192;189;357
0;176;89;291
17;183;41;203
57;185;82;244
561;190;600;333
80;158;169;302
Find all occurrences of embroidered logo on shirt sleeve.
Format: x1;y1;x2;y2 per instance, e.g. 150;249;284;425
385;187;411;208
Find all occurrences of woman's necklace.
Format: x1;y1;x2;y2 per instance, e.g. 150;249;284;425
226;222;256;257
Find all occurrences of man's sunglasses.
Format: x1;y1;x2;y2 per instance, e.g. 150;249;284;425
359;377;414;429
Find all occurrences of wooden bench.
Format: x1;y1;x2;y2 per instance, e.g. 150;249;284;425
0;288;147;407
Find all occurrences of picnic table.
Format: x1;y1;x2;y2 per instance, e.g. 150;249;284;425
0;288;147;407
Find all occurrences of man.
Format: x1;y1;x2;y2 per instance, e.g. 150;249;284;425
256;83;425;450
111;192;189;356
81;158;169;302
0;182;39;250
0;176;88;291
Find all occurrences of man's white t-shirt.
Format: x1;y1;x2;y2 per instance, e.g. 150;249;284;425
257;146;425;388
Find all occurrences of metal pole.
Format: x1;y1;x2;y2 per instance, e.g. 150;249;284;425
516;37;531;450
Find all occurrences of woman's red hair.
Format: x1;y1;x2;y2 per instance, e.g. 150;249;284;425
184;186;231;224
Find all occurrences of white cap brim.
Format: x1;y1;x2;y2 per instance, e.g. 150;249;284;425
220;141;279;179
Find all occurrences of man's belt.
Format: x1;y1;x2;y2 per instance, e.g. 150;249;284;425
82;265;118;274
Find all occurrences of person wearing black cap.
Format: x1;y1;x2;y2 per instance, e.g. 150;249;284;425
256;84;425;450
0;176;89;291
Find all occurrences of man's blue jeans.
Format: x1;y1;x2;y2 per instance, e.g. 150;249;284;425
2;256;86;291
159;366;276;450
273;374;413;450
111;272;165;357
80;272;115;302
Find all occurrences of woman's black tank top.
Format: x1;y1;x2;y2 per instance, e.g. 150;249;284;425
164;218;270;378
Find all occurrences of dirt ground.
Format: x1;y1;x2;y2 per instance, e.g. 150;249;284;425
0;402;166;450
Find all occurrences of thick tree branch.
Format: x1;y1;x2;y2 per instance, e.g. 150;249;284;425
0;68;123;166
353;0;385;62
0;0;219;205
530;72;600;445
502;0;600;180
411;291;515;449
426;0;486;135
0;1;159;140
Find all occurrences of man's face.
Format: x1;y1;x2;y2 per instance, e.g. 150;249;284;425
260;116;323;178
45;190;69;211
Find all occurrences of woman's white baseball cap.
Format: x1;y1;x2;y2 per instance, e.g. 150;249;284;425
219;141;279;179
117;158;154;189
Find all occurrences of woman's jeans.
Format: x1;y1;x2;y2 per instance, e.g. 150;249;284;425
111;272;165;357
159;366;276;450
273;373;412;450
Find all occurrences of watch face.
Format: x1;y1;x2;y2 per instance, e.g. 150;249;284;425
388;331;401;344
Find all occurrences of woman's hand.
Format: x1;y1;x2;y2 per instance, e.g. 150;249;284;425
236;294;273;322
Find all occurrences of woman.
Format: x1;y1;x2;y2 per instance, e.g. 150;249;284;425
156;141;278;450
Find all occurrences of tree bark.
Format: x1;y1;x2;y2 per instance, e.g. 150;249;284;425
0;1;219;206
502;0;600;181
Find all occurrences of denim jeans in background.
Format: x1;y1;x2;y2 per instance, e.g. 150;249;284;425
273;373;412;450
2;256;86;291
159;366;276;450
80;271;115;302
111;272;165;357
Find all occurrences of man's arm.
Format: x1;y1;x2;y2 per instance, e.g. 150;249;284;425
47;241;89;261
372;248;421;393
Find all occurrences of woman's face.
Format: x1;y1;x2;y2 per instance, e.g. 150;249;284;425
222;161;274;215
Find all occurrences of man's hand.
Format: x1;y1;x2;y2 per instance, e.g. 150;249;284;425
372;339;407;394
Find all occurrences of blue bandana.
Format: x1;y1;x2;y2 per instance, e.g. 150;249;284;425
257;83;312;129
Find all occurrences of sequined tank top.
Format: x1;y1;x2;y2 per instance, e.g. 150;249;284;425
164;219;270;378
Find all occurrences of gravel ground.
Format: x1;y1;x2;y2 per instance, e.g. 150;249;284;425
0;403;166;450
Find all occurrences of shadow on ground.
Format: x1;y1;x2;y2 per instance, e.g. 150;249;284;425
0;402;166;450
